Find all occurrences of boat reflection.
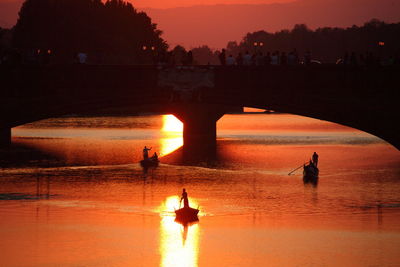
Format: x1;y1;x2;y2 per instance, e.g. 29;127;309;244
160;115;183;156
159;196;200;267
303;176;319;187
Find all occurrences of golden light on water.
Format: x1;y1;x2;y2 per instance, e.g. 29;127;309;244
159;196;200;267
160;115;183;156
162;115;183;132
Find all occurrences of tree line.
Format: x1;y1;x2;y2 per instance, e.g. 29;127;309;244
225;19;400;64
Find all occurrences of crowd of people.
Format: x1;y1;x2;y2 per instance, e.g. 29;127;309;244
218;48;311;66
152;48;400;67
339;51;400;66
153;50;194;66
2;46;400;67
216;49;400;67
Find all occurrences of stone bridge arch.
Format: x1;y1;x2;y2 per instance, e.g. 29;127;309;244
1;65;399;149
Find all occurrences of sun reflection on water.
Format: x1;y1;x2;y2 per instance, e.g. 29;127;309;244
160;115;183;156
159;196;200;267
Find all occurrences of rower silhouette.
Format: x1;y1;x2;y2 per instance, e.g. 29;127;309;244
312;152;319;167
180;188;189;208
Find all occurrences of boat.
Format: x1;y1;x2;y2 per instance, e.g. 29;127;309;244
140;157;159;168
175;206;199;223
303;162;319;183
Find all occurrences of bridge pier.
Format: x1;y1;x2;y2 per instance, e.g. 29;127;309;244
0;128;11;147
173;104;226;161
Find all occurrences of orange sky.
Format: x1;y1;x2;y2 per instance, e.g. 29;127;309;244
1;0;399;48
132;0;293;9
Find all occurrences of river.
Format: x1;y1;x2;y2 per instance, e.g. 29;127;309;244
1;113;399;267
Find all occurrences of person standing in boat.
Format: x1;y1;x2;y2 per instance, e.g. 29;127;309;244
180;188;189;208
143;146;152;160
312;152;319;167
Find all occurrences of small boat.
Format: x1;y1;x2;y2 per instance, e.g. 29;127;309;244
175;206;199;223
140;157;159;168
303;163;319;179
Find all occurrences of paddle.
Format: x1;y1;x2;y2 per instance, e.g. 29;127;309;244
288;163;305;175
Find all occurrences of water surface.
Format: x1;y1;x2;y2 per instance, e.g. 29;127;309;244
1;114;399;267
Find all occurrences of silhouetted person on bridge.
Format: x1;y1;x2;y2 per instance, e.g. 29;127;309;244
304;50;311;65
264;52;271;65
180;188;189;208
288;51;295;65
280;52;287;65
227;54;236;66
236;53;243;66
312;152;319;167
271;51;279;65
77;52;88;64
350;52;358;66
256;52;264;66
219;49;226;66
293;49;299;64
243;51;252;66
143;146;152;160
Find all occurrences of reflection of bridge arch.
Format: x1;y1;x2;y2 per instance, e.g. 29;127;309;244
1;65;399;149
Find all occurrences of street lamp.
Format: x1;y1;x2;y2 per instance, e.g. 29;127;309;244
141;45;156;65
253;42;264;53
142;45;156;51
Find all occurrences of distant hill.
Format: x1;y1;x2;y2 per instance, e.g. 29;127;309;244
144;0;400;48
1;0;399;48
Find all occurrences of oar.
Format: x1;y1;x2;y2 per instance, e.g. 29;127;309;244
288;164;305;175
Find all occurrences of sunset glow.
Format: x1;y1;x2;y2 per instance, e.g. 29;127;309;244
160;115;183;156
1;0;399;264
162;115;183;132
133;0;292;9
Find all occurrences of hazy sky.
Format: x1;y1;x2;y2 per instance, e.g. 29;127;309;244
132;0;293;8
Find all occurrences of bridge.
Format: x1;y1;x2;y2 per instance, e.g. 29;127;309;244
1;64;399;153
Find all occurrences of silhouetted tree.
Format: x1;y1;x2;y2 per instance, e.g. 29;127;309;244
13;0;168;64
191;45;218;65
226;41;240;58
171;45;187;65
0;27;13;62
0;27;12;49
